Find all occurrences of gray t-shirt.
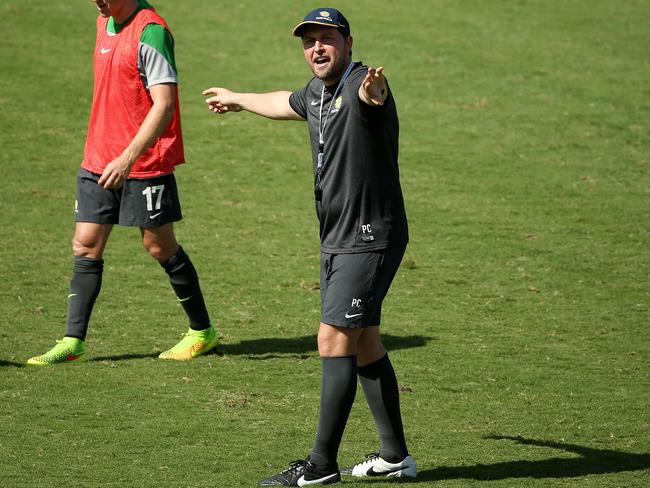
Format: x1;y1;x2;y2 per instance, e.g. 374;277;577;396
289;62;408;254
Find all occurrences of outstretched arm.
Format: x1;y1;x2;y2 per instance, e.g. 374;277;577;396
358;66;388;106
202;88;304;121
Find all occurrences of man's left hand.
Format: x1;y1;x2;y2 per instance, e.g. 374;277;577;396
359;66;387;106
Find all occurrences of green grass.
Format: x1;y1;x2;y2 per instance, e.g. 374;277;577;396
1;0;649;486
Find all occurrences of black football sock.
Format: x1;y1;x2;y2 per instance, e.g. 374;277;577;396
309;355;358;469
65;256;103;341
161;246;211;331
358;353;408;462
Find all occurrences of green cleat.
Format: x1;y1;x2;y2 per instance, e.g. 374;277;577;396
27;337;87;366
158;326;218;360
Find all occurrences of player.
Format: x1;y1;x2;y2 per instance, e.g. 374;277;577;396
203;8;416;485
27;0;217;365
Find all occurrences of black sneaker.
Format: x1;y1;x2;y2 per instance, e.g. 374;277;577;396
259;458;341;486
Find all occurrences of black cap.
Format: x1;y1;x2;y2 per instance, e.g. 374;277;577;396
292;8;350;38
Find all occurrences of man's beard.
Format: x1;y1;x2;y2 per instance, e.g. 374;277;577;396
313;56;349;85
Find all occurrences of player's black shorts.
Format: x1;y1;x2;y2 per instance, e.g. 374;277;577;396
75;167;183;228
320;246;406;328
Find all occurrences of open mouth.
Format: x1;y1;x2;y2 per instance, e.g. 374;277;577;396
314;56;330;67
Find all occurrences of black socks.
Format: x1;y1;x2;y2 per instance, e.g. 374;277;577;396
65;256;103;340
358;353;408;462
64;246;210;340
310;353;409;468
309;356;358;468
161;246;211;330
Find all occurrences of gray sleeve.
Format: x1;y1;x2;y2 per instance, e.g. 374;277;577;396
138;42;178;88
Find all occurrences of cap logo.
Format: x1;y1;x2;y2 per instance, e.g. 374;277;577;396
293;8;350;37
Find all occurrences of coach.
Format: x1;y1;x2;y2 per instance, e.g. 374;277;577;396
204;7;415;486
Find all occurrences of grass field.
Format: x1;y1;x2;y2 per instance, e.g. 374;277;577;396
1;0;649;486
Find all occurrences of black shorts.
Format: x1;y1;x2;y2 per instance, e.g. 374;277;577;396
320;246;406;328
75;168;183;228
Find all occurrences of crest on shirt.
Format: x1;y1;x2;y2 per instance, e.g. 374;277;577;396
331;95;343;113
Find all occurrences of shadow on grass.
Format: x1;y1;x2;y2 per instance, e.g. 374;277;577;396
0;354;160;367
414;436;650;482
214;333;432;360
1;335;430;365
91;352;160;362
0;360;25;368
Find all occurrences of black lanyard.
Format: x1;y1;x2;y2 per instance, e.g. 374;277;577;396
314;62;355;201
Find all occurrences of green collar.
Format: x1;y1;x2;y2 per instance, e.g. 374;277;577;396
106;0;153;34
